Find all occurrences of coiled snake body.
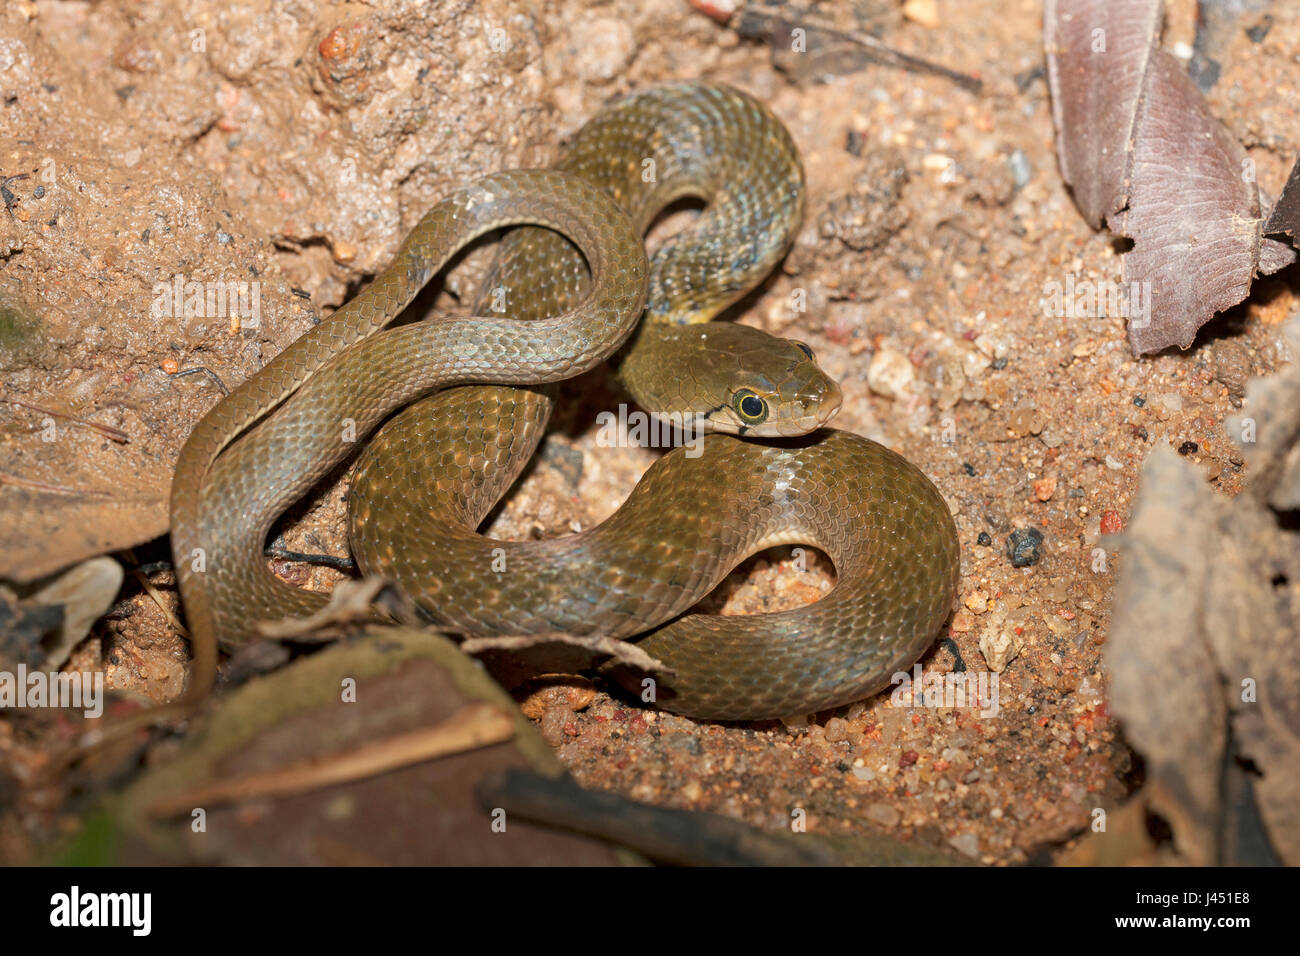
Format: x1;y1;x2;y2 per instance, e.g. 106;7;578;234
170;83;960;721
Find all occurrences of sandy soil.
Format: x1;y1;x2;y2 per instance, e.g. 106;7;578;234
1;0;1297;864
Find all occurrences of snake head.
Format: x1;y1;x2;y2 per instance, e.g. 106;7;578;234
619;322;842;438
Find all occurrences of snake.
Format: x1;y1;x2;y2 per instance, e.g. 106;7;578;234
166;82;960;724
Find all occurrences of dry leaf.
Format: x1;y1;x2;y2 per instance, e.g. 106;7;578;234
1045;0;1297;355
1104;320;1300;863
1265;153;1300;240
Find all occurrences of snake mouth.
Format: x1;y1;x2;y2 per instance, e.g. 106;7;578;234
819;381;844;425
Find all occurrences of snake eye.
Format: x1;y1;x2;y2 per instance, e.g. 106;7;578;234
792;341;815;361
734;389;768;424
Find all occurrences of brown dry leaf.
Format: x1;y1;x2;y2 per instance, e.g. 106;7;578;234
1044;0;1162;230
109;628;632;865
1265;153;1300;240
1102;322;1300;863
1112;49;1268;354
0;459;168;585
1044;0;1297;355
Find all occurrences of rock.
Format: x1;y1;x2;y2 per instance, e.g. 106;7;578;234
865;802;902;827
1152;391;1183;421
867;347;915;398
1007;527;1044;567
903;0;941;28
948;831;981;858
1008;148;1032;189
979;627;1024;673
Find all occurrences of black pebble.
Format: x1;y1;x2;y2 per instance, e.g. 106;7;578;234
1247;16;1273;43
1007;527;1044;567
962;462;976;476
1178;441;1199;455
1132;395;1145;407
977;531;992;547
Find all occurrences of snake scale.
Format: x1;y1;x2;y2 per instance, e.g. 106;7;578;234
169;83;960;722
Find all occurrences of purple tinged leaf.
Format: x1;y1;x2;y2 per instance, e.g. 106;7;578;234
1264;153;1300;239
1044;0;1163;230
1045;0;1292;355
1116;51;1261;354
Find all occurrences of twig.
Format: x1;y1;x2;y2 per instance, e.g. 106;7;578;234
0;471;112;497
129;568;189;638
168;366;230;396
740;7;983;93
0;397;130;443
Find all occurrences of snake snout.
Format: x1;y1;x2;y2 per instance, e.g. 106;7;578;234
783;373;842;435
818;380;844;424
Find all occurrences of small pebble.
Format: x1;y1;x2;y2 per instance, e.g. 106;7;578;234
1006;527;1044;567
902;0;940;28
824;717;851;742
865;802;902;827
948;832;981;858
1246;18;1273;43
1007;149;1031;189
332;239;357;263
977;531;993;547
867;347;915;398
979;628;1024;673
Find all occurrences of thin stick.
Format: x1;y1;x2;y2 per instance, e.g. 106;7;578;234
742;8;983;93
130;568;189;638
0;398;130;443
0;470;112;497
168;366;230;396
